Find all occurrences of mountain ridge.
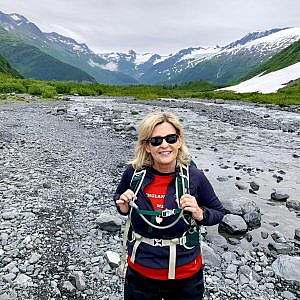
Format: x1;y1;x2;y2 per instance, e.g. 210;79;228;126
0;10;299;86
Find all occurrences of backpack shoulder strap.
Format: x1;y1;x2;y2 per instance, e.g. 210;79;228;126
130;168;147;196
176;164;189;205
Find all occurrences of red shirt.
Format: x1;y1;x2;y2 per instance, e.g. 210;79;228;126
129;173;202;280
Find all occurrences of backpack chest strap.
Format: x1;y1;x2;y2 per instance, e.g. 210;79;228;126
129;229;200;280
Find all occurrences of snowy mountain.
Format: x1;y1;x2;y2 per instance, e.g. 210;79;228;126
1;10;299;86
220;62;300;93
98;50;170;79
143;27;300;85
97;27;300;85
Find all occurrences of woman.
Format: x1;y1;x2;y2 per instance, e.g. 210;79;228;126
114;112;224;300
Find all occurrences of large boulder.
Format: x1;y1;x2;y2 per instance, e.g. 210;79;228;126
272;255;300;284
222;198;260;216
219;214;248;234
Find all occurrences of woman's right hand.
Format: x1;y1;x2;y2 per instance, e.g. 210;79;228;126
116;189;135;214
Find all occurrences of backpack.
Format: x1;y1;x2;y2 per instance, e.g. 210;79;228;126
121;164;202;279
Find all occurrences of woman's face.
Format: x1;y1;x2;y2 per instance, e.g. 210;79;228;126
145;122;182;173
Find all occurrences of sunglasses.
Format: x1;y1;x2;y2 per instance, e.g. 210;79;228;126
146;134;179;147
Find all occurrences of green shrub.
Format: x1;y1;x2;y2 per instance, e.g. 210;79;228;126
0;82;26;93
42;86;57;98
27;83;44;95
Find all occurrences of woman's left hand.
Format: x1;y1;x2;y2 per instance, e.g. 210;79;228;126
180;194;204;221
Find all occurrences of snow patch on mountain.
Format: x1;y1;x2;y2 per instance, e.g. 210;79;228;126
10;14;21;22
88;59;118;72
178;46;221;63
134;53;154;65
220;62;300;93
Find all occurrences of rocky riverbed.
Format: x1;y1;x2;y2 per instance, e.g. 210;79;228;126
0;96;299;300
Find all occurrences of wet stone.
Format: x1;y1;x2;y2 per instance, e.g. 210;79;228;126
272;255;300;284
219;214;248;234
286;199;300;211
268;242;293;254
271;191;289;201
250;181;260;191
271;231;287;243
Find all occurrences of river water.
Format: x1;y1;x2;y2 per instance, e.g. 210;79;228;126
69;97;300;249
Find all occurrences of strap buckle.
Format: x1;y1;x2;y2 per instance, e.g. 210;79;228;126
161;209;176;217
153;239;163;246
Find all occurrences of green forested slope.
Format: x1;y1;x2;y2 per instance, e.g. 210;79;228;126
0;27;96;82
0;54;20;77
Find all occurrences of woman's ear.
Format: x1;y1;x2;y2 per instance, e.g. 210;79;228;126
145;143;151;153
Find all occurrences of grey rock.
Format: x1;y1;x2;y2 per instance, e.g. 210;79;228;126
62;280;76;293
201;242;220;267
96;213;122;232
268;242;293;254
219;214;248;234
73;270;86;291
28;252;42;264
1;211;17;220
250;181;260;191
3;272;17;283
261;231;269;239
1;233;9;246
286;199;300;210
282;291;297;300
235;182;247;190
205;234;228;250
244;232;253;242
228;237;241;245
222;198;259;217
216;176;229;182
225;264;237;280
271;190;289;201
105;251;120;268
222;251;237;263
243;211;261;228
272;255;300;284
271;231;287;243
13;274;33;286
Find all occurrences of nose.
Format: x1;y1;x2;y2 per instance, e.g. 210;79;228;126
160;139;169;147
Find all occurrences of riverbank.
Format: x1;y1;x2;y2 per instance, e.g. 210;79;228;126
0;97;299;299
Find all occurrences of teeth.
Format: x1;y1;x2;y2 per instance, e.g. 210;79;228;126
161;151;171;155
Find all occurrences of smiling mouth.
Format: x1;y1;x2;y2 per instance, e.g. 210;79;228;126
160;151;172;156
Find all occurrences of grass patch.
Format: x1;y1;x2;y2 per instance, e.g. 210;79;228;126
0;74;299;105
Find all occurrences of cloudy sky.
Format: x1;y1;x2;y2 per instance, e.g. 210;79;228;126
0;0;299;55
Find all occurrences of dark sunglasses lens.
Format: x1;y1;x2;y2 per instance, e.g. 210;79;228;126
165;134;178;144
149;134;178;146
150;137;163;146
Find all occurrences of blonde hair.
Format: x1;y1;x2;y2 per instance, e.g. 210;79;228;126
130;112;191;170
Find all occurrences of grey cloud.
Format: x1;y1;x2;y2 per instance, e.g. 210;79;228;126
0;0;299;54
